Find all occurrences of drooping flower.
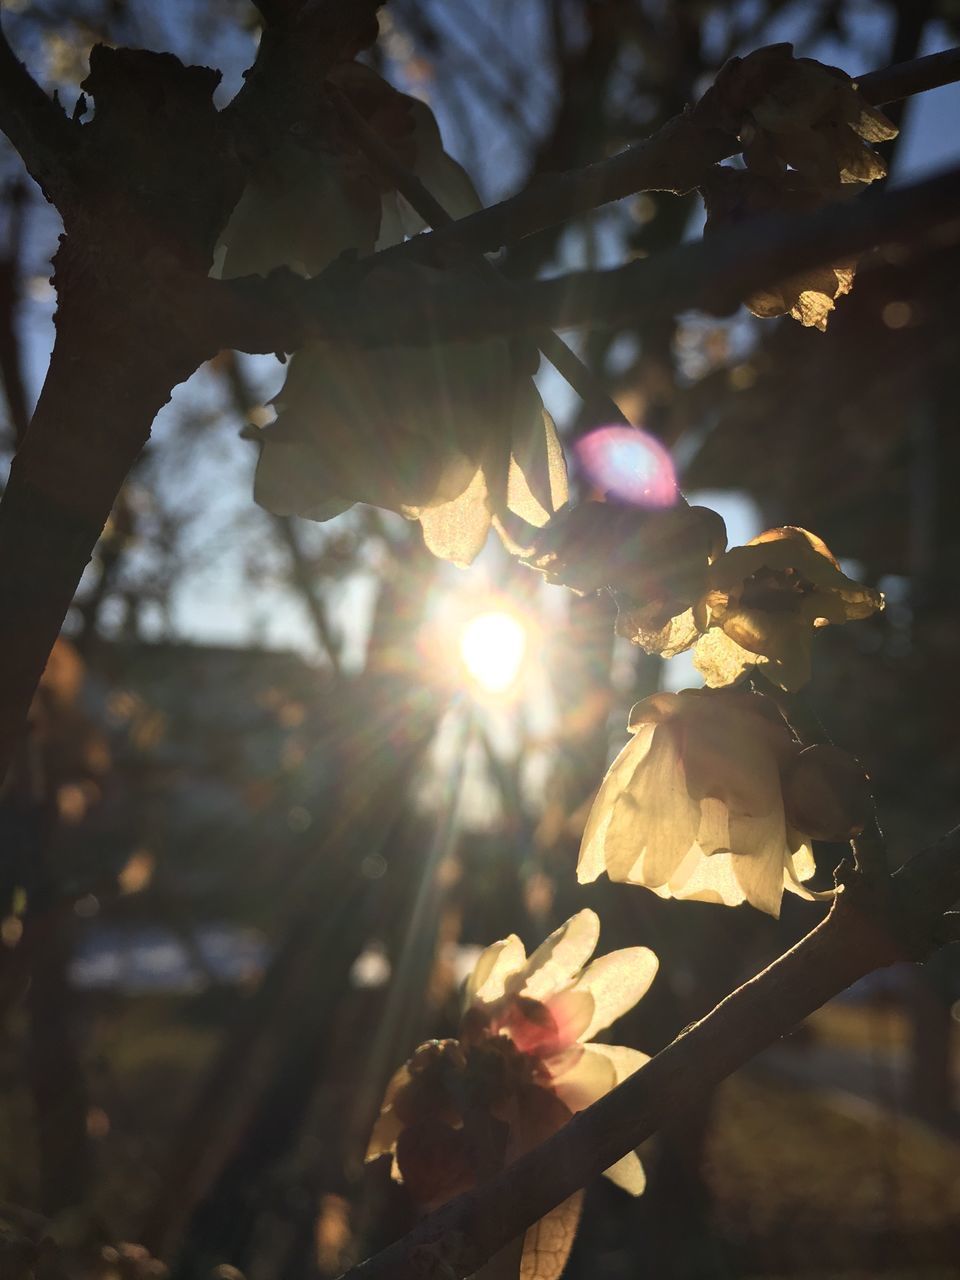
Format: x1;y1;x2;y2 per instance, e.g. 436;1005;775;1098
692;526;883;691
367;911;657;1276
578;688;867;917
698;44;896;330
216;64;568;566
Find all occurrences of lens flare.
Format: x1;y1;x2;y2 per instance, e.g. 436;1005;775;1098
575;425;678;508
460;611;527;695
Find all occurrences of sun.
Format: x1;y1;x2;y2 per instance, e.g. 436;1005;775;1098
459;610;528;696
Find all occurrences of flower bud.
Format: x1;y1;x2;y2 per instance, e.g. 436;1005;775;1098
782;744;870;841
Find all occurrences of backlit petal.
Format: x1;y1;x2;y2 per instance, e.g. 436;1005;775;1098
584;1042;650;1085
467;935;527;1007
550;1044;618;1113
518;910;600;1001
603;1150;646;1196
572;949;659;1043
418;467;492;566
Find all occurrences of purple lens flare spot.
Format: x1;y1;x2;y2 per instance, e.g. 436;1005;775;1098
574;426;678;509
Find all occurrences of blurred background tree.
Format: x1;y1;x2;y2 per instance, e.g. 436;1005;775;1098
0;2;958;1278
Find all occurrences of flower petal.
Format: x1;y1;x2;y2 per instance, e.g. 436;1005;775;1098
520;1191;584;1280
517;910;600;1001
418;466;492;567
466;935;528;1007
549;1044;618;1113
507;409;569;528
603;1150;646;1196
578;729;654;884
783;839;835;902
693;627;753;688
651;847;748;908
731;845;788;917
366;1105;403;1162
630;725;709;887
584;1042;650;1084
572;949;659;1043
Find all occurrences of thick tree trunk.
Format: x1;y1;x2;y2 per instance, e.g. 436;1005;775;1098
0;293;197;779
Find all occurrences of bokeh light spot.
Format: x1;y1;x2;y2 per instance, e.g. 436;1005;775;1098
460;611;527;695
575;425;678;508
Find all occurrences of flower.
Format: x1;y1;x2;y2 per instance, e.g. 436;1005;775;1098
215;63;568;567
367;910;657;1219
256;330;568;566
693;526;883;691
526;501;727;660
577;688;866;917
698;45;896;329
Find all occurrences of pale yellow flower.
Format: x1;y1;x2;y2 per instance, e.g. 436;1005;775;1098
367;910;657;1212
578;689;843;917
693;526;883;691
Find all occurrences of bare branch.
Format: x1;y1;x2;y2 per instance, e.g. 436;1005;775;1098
340;827;960;1280
0;18;77;205
857;46;960;105
212;164;960;354
363;45;960;266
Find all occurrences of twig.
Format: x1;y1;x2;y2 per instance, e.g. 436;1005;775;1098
338;825;960;1280
857;46;960;105
332;86;630;427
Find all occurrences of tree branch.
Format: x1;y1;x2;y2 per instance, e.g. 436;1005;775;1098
856;45;960;105
0;18;78;206
340;827;960;1280
213;163;960;353
359;45;960;267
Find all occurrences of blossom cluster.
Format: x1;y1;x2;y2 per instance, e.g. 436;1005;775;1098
367;912;656;1275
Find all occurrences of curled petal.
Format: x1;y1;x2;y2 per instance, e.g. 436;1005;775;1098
366;1105;404;1162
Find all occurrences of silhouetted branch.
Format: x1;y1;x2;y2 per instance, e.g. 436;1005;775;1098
340;828;960;1280
360;45;960;266
214;164;960;352
857;45;960;105
0;19;78;206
